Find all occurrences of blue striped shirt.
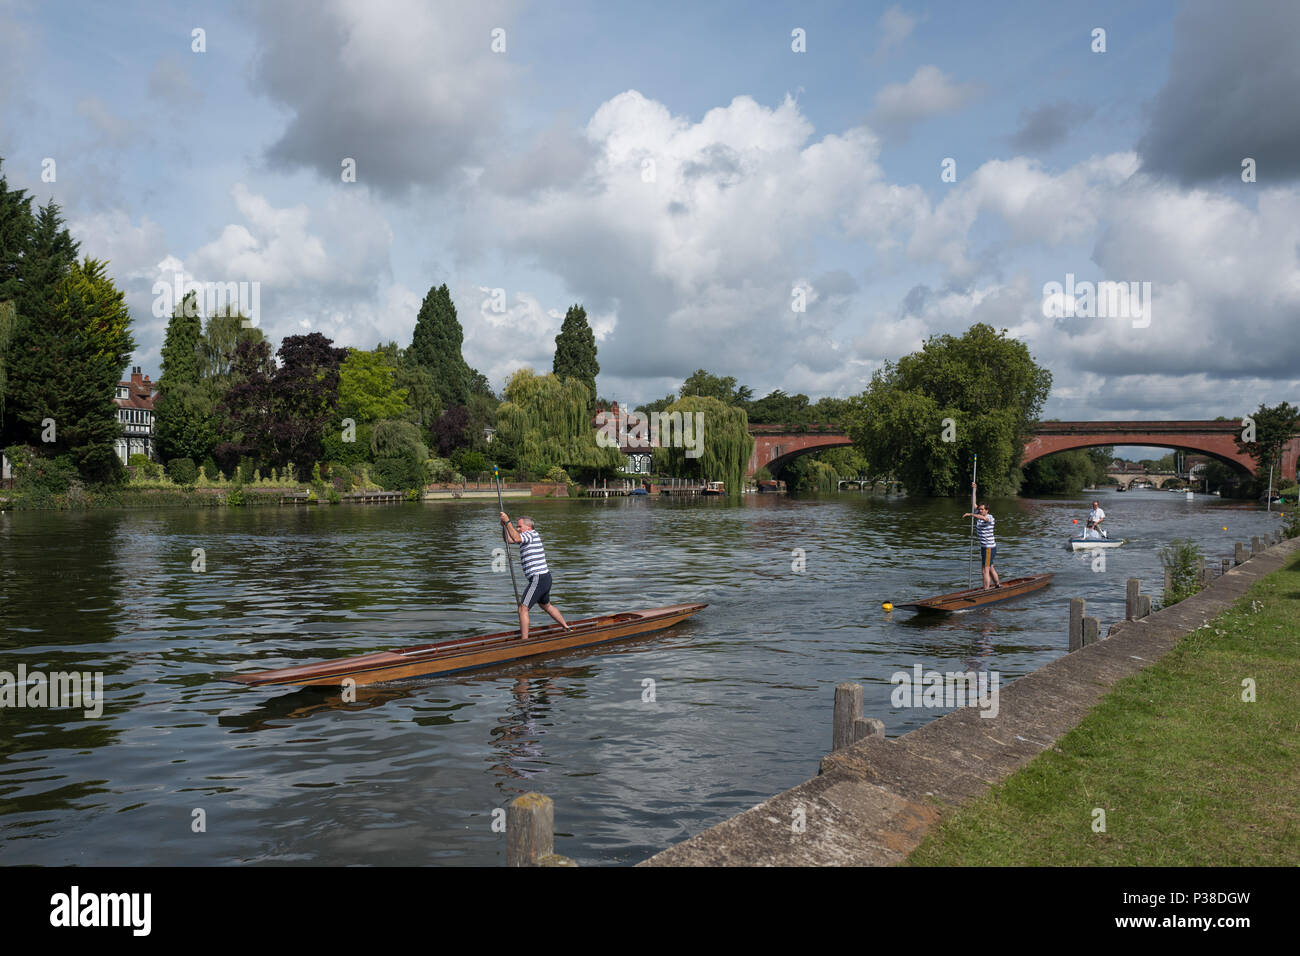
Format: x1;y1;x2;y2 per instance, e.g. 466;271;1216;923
519;529;549;576
975;514;995;547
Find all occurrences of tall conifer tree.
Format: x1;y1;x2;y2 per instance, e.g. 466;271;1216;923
409;283;471;408
552;304;599;409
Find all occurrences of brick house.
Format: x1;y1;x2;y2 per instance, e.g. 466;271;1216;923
114;366;159;464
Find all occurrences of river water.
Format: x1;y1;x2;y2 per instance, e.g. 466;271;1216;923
0;488;1282;865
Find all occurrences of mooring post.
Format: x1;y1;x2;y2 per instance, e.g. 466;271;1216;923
506;793;576;867
1082;617;1100;646
1069;598;1085;652
1137;594;1152;618
1252;536;1262;555
1164;568;1173;595
833;682;864;751
1234;542;1247;565
1222;558;1231;576
1126;578;1140;621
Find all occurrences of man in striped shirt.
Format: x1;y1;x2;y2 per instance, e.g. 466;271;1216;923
500;512;571;640
961;502;1001;590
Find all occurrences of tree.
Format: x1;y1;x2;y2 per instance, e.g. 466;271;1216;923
2;198;80;449
338;347;410;424
679;369;753;407
4;258;134;483
747;389;812;425
214;337;276;472
651;394;753;497
154;291;217;462
431;404;470;458
410;283;471;408
1238;402;1300;481
494;368;623;479
1020;446;1113;496
845;324;1052;497
0;161;33;431
553;304;599;407
201;306;264;383
269;333;348;479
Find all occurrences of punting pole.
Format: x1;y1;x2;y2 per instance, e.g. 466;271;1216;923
967;454;978;590
494;465;520;607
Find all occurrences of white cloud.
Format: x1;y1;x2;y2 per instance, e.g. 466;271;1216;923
872;65;980;134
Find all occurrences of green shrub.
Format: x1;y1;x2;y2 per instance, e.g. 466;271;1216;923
328;461;355;492
129;453;161;479
226;485;246;507
1159;537;1204;606
545;465;571;483
168;457;198;485
326;487;341;504
372;455;424;491
424;456;456;483
201;458;219;481
1283;509;1300;539
456;449;488;477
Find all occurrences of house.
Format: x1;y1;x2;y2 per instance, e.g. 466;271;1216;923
114;366;159;464
594;401;656;474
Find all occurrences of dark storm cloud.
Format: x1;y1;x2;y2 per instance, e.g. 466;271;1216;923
1137;0;1300;183
1008;102;1094;153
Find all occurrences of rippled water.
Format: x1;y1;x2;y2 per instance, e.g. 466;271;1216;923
0;489;1281;865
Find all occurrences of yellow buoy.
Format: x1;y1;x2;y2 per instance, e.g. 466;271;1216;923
882;602;893;612
1223;526;1228;531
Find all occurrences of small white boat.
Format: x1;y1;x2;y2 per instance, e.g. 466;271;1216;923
1068;537;1126;550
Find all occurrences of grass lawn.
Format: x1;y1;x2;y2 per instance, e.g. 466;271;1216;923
907;552;1300;866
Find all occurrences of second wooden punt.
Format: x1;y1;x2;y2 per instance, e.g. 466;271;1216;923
894;574;1054;613
225;603;708;688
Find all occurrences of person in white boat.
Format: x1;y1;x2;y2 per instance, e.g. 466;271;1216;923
1082;520;1104;540
1087;500;1107;537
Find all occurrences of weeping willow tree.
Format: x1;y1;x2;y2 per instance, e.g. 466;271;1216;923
495;368;623;478
651;395;752;498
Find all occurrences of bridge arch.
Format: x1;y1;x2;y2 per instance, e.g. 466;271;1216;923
746;428;852;477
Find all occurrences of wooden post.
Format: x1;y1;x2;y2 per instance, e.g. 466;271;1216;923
1137;594;1152;618
1234;542;1247;565
1164;567;1173;596
833;683;864;751
506;792;575;867
1126;578;1140;621
1082;617;1100;646
1252;536;1262;555
1199;567;1213;588
1222;558;1230;576
1069;598;1085;652
854;717;886;742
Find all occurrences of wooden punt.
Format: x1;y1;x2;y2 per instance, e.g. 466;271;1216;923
225;603;708;688
894;574;1054;614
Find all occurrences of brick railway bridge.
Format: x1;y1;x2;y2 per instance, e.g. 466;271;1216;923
746;420;1299;480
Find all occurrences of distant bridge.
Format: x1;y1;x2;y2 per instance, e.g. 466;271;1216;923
746;420;1298;481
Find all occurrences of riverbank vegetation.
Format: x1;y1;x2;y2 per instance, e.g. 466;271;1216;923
907;552;1300;865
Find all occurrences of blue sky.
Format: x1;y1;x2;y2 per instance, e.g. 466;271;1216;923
2;0;1296;435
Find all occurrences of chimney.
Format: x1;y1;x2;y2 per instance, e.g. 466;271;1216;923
130;367;143;388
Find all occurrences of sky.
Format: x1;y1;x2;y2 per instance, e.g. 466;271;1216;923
1;0;1297;431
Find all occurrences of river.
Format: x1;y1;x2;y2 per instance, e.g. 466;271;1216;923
0;488;1282;865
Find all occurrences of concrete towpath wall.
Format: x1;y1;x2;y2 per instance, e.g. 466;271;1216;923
641;535;1300;866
